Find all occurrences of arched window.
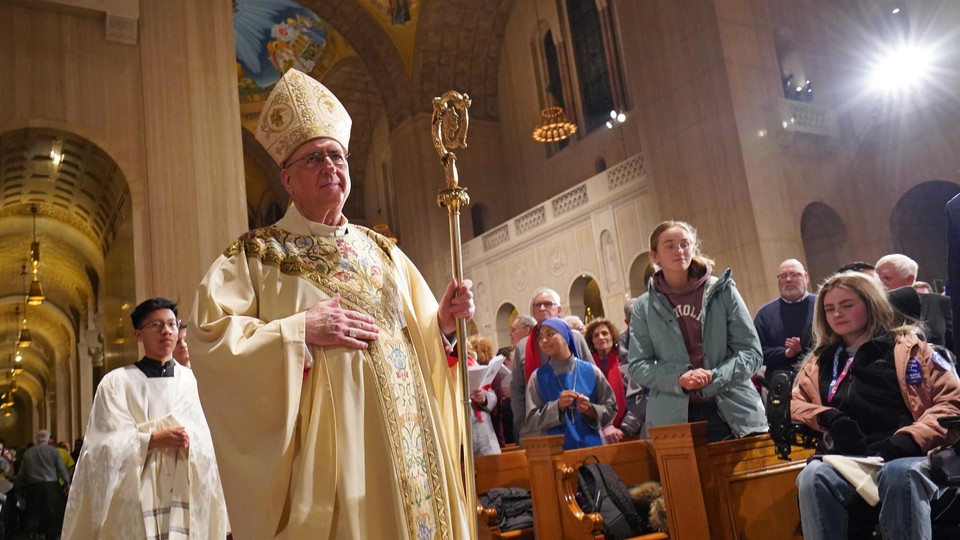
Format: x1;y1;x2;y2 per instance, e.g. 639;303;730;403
537;28;574;152
544;30;566;110
564;0;625;131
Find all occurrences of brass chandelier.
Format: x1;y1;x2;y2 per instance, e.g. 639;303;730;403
27;205;44;305
532;105;578;143
16;266;31;349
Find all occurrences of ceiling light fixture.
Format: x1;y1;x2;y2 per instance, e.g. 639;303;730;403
16;266;31;349
27;206;44;306
530;0;577;144
532;106;578;143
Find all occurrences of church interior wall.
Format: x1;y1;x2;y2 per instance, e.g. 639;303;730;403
463;155;659;350
468;0;960;327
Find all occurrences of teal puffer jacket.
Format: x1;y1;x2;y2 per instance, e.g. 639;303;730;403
627;268;768;437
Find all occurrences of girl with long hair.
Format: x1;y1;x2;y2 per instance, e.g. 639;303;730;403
627;220;767;441
792;272;960;540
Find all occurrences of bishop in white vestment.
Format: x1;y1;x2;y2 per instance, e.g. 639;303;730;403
190;69;474;539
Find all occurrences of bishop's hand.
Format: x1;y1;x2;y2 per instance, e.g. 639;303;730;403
438;278;474;335
305;295;379;349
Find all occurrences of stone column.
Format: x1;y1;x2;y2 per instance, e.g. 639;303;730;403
138;0;248;307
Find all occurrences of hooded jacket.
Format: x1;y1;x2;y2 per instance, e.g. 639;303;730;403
792;331;960;452
628;268;768;437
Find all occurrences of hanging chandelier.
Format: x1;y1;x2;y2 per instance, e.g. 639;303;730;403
17;266;31;349
532;106;578;143
27;205;44;306
15;306;30;349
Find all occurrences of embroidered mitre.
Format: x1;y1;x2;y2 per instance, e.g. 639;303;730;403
255;68;352;165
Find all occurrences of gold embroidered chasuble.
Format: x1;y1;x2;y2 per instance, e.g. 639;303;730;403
191;206;469;540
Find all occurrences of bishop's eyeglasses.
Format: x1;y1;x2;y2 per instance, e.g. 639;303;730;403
285;151;350;171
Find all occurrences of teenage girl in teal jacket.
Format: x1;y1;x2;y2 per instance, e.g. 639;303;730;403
627;221;768;440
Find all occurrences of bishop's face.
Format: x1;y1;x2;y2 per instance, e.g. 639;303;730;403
281;138;352;226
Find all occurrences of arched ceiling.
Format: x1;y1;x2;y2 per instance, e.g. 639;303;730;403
0;128;129;393
309;0;515;125
235;0;516;225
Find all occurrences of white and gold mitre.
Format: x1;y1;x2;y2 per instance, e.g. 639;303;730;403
255;68;352;165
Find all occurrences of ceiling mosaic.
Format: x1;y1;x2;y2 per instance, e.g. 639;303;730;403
234;0;357;102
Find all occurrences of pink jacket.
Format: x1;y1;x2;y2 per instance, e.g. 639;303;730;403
792;332;960;452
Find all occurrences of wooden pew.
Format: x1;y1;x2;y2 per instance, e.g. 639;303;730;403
475;446;534;540
649;423;815;540
524;435;668;540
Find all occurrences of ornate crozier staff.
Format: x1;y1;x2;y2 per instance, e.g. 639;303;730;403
431;90;478;539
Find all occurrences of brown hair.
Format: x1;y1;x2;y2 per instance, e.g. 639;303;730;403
648;220;715;277
812;272;898;350
583;318;621;353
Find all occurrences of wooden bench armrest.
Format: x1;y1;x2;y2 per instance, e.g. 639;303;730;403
478;502;499;528
557;462;605;536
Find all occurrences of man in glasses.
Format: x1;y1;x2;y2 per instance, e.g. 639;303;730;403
191;69;475;540
63;297;229;539
753;259;816;385
510;287;592;442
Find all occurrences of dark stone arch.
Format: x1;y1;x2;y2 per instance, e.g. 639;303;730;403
890;180;960;286
801;202;851;285
414;0;515;121
300;0;416;128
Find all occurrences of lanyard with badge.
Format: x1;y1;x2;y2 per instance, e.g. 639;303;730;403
827;347;854;403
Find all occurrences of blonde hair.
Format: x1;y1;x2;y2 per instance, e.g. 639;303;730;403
812;272;898;350
648;220;715;276
468;335;494;365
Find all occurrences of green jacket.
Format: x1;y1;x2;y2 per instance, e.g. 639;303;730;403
627;268;768;437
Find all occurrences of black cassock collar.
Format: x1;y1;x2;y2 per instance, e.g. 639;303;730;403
135;356;175;378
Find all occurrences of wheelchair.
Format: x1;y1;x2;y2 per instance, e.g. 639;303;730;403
766;370;960;539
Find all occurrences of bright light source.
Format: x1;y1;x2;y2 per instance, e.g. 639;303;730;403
49;150;62;165
870;45;933;91
758;129;767;137
14;353;21;363
608;110;627;127
892;7;901;14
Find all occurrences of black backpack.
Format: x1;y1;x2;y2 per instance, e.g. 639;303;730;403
577;456;647;539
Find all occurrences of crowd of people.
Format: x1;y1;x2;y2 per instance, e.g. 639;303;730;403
10;67;958;539
463;220;959;540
